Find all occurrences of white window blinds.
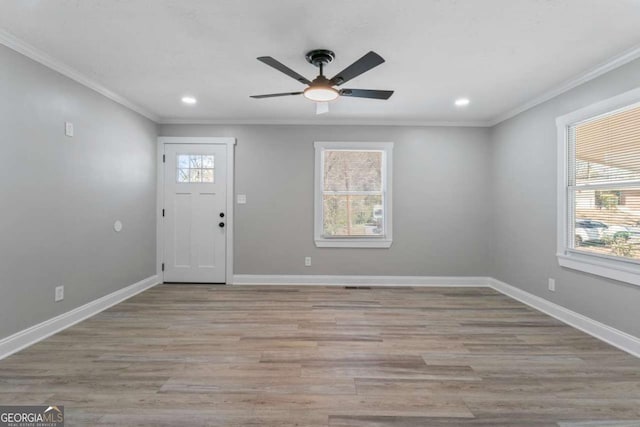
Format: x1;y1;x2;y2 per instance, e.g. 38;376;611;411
568;103;640;260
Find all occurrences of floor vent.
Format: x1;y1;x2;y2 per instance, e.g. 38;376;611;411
344;286;372;290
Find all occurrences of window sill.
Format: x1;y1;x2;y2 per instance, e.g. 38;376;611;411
315;239;393;248
557;251;640;287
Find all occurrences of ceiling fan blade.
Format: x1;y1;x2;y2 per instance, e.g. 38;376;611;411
339;89;394;100
257;56;312;85
250;92;303;99
316;102;329;115
330;51;385;86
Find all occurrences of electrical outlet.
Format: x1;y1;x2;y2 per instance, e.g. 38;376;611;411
237;194;247;204
55;285;64;302
304;256;312;267
548;278;556;292
65;122;74;137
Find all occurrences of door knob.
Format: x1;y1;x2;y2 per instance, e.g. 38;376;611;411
219;222;225;228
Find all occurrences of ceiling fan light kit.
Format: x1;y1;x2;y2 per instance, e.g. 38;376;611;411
251;49;393;113
303;84;339;102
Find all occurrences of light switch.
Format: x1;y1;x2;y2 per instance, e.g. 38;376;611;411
237;194;247;204
65;122;74;137
55;285;64;302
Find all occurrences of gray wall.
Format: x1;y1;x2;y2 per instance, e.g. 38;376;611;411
159;124;492;276
4;38;639;343
0;45;157;339
490;58;640;338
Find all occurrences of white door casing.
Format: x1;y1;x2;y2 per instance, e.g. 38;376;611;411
157;137;236;284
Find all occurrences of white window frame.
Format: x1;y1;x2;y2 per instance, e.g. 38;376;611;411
556;87;640;287
314;141;393;248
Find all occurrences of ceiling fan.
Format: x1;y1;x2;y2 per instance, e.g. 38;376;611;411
250;49;393;114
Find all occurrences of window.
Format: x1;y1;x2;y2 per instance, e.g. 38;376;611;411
557;88;640;286
314;141;393;248
177;154;214;183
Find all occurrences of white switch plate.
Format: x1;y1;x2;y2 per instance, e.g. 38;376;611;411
548;278;556;292
55;285;64;302
237;194;247;204
65;122;74;137
305;256;312;267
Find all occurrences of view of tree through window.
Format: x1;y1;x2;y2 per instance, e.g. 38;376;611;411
570;104;640;260
176;154;215;183
322;150;383;236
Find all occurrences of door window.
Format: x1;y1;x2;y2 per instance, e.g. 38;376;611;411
177;154;215;183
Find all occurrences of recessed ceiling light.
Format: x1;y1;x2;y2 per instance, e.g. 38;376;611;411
181;96;197;105
455;98;470;107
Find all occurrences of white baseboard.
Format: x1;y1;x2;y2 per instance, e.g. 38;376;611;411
0;275;160;360
488;278;640;358
233;274;490;287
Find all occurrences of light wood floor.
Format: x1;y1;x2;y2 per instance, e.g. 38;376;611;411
1;285;639;426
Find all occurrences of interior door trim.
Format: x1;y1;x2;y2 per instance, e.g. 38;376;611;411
156;137;236;284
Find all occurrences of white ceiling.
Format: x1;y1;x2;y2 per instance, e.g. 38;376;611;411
1;0;640;125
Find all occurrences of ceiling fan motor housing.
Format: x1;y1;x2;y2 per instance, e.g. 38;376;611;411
305;49;335;67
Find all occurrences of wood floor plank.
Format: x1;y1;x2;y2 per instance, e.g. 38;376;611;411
329;415;559;427
0;284;638;426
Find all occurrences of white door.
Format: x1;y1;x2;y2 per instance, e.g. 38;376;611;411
163;143;227;283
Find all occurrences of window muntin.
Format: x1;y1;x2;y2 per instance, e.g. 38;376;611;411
314;142;393;248
177;154;215;183
567;103;640;262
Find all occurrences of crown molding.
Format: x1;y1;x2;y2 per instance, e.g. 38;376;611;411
157;117;492;127
0;28;160;122
488;44;640;126
3;26;639;128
